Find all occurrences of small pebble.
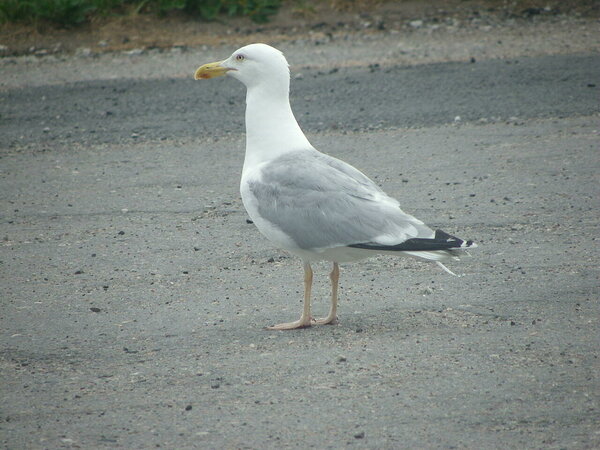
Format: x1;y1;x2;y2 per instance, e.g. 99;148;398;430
75;47;92;57
124;48;144;56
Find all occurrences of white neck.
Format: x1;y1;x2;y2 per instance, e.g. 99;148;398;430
242;84;312;174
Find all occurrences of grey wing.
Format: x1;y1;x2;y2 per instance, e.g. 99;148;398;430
248;150;434;250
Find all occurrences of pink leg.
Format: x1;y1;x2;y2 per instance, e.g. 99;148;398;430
315;262;339;325
267;262;313;330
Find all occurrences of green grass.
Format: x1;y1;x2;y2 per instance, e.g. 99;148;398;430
0;0;283;27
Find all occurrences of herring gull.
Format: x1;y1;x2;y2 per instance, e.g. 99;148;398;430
194;43;476;330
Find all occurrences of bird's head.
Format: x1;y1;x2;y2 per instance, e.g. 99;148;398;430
194;43;290;92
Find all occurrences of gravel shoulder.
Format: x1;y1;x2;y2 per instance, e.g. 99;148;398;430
1;116;598;448
1;12;599;90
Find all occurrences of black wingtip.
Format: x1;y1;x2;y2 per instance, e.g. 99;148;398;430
349;229;476;252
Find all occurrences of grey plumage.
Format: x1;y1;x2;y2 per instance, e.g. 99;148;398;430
248;149;434;250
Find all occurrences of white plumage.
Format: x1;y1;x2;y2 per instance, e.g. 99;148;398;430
195;43;476;329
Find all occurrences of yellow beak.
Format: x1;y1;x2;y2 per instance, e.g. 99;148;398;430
194;61;230;80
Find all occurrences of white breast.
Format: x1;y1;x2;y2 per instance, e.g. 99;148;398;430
240;166;299;251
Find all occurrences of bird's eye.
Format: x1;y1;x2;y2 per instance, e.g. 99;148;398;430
235;54;245;62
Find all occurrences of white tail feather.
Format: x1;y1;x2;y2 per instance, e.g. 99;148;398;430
402;250;460;262
401;249;467;277
436;261;460;277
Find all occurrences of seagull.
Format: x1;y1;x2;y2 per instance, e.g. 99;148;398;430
194;43;476;330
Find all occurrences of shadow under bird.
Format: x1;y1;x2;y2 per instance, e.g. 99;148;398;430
194;43;476;330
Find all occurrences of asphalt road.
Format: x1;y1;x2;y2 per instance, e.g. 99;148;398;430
1;53;599;146
1;48;599;448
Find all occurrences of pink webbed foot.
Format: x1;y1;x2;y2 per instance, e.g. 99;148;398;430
266;316;313;330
